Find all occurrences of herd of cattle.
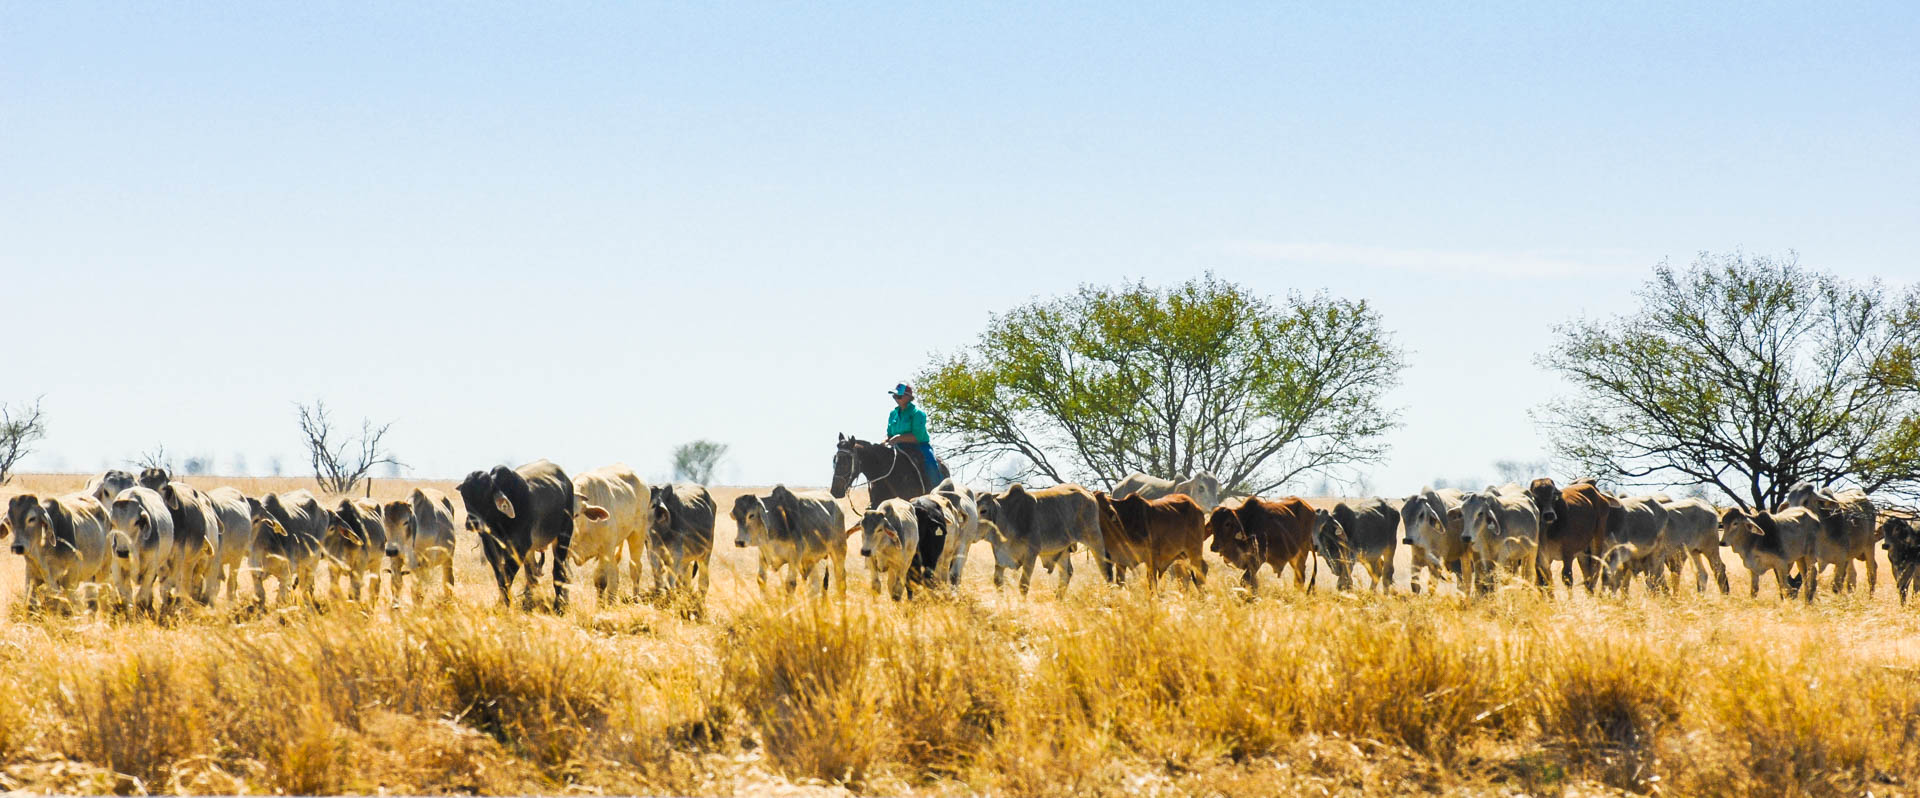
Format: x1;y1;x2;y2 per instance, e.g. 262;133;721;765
4;459;1920;614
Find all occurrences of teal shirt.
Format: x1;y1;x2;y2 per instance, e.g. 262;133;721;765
887;402;930;444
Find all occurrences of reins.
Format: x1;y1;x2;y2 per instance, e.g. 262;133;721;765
838;443;905;514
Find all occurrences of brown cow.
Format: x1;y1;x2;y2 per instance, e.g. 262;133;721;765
1206;496;1315;592
1527;478;1610;594
1104;493;1210;588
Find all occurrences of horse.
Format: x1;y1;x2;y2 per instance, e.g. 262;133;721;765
830;434;945;511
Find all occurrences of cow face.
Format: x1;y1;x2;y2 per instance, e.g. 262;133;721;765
859;510;899;558
731;495;766;548
1206;508;1254;566
381;501;413;557
1717;507;1756;548
971;493;1020;568
4;495;45;555
649;486;674;532
1401;496;1445;548
1883;518;1920;562
1311;509;1345;556
326;508;364;548
1778;481;1820;512
1527;479;1561;524
1459;494;1501;548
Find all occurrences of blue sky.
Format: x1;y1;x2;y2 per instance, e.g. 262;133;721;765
3;2;1915;491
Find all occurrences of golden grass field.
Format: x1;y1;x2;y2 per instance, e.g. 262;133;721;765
5;473;1920;796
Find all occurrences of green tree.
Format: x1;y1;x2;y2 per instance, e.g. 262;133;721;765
672;440;729;485
1538;252;1920;510
917;275;1404;494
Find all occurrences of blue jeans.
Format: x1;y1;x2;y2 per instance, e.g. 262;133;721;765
901;443;944;489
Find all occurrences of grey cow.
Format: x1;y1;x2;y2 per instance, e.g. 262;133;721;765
975;483;1105;597
204;487;256;603
1112;470;1223;510
1312;498;1399;593
107;487;178;611
648;484;716;602
1400;487;1472;594
731;484;848;596
5;492;114;612
382;488;459;606
1600;495;1670;594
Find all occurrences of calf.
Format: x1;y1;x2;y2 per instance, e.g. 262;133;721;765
204;487;256;602
1313;498;1397;593
567;465;638;602
246;491;330;605
648;483;716;601
1882;517;1920;605
1207;496;1315;592
326;498;389;602
158;482;223;605
5;493;113;611
1105;493;1210;588
382;488;459;605
974;483;1105;596
1657;497;1729;594
1459;489;1540;589
1598;495;1671;593
1400;487;1471;593
107;487;178;611
732;485;848;595
459;460;580;611
860;498;920;600
1719;506;1819;601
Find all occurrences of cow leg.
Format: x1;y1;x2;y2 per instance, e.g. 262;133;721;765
1056;554;1074;598
549;539;572;612
1865;553;1879;596
1018;555;1037;596
493;553;519;607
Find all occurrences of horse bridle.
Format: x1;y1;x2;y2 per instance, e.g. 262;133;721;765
837;442;916;513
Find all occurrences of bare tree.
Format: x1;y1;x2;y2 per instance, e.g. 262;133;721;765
297;400;402;495
0;398;46;485
135;445;172;472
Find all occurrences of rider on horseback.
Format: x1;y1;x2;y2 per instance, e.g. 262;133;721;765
884;382;947;490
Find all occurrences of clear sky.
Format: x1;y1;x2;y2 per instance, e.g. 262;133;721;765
3;2;1915;491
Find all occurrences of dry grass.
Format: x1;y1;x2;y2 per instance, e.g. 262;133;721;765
5;473;1920;795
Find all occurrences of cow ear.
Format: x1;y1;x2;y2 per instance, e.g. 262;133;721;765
1446;508;1463;524
493;491;516;518
135;511;150;532
161;485;182;510
582;503;610;522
